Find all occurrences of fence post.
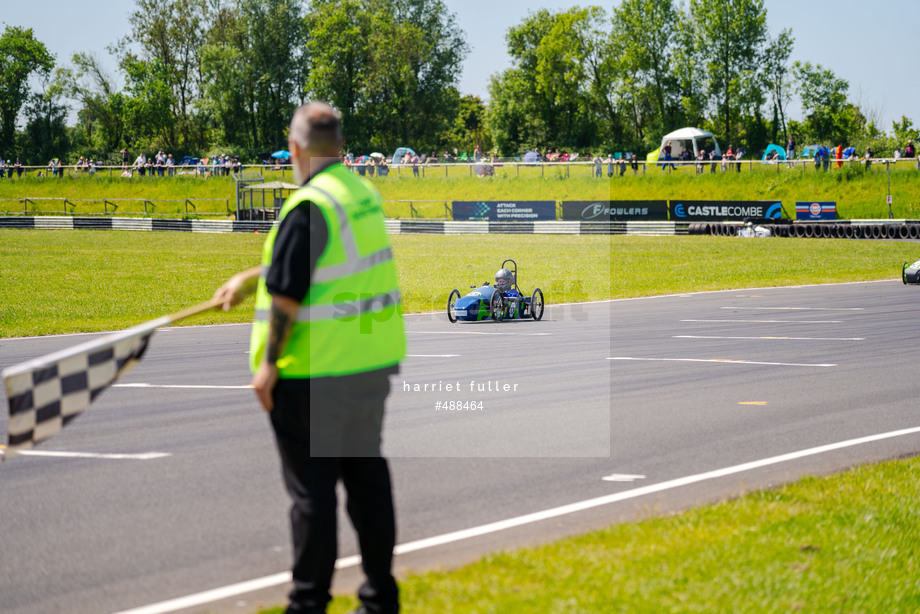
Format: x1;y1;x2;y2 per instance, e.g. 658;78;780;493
444;201;450;219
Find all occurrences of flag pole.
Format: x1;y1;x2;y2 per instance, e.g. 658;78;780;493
166;266;262;324
2;267;262;461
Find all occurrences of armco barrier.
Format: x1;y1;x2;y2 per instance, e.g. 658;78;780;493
0;216;274;233
0;216;690;236
4;215;920;239
387;220;689;235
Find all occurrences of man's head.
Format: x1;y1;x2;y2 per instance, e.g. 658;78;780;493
289;102;343;183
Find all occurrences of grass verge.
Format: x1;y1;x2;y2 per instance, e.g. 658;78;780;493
2;230;918;337
288;454;918;614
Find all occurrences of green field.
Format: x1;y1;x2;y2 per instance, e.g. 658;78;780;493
1;231;917;337
2;162;920;220
1;229;918;612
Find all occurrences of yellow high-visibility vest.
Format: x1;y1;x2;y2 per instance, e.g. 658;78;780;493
250;163;405;378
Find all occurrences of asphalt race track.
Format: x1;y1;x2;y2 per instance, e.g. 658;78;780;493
2;280;920;614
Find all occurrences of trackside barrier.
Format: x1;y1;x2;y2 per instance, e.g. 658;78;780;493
387;220;688;235
689;220;920;240
3;216;686;235
0;216;273;233
4;216;918;238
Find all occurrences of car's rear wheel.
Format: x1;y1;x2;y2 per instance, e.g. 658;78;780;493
490;290;505;322
903;263;909;285
530;288;545;321
447;289;461;322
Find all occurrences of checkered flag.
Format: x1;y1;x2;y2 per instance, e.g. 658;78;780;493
1;289;234;462
2;317;166;460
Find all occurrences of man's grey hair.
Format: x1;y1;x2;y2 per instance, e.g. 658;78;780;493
289;102;343;152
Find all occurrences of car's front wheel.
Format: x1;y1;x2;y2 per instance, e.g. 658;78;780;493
530;288;545;321
447;289;461;322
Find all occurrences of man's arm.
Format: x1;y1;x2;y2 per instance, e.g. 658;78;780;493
251;293;299;412
212;265;264;311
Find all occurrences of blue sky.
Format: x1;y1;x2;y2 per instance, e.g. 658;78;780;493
4;0;917;132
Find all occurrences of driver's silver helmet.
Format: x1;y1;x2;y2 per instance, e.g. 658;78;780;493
494;268;514;291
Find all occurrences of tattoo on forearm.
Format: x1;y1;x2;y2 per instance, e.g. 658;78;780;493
266;304;294;364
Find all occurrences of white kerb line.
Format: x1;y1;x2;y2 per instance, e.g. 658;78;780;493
110;425;920;614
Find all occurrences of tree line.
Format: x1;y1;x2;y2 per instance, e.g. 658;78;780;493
1;0;916;166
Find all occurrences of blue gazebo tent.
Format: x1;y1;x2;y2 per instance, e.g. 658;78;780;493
800;144;826;159
761;144;787;162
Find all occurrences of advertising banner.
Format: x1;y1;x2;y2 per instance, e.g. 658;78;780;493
669;200;784;221
561;200;669;221
795;201;837;220
452;201;556;221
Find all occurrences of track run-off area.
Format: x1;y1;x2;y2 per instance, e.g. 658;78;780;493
2;280;919;614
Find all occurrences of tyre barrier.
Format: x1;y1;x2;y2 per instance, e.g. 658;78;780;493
698;221;920;240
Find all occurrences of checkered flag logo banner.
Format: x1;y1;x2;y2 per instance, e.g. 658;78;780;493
2;317;167;461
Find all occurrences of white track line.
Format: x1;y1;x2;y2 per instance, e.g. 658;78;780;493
407;331;551;336
680;319;844;324
0;450;170;460
673;335;865;341
110;425;920;614
113;383;252;390
607;357;837;367
406;354;461;357
720;306;864;311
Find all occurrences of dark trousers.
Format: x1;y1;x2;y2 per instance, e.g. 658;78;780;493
270;373;399;614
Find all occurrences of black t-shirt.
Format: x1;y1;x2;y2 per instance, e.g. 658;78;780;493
265;201;327;302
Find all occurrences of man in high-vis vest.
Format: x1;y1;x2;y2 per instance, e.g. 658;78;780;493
214;102;404;614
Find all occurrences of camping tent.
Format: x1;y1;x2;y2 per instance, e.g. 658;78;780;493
392;147;416;164
659;127;722;160
761;144;787;162
522;150;540;165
